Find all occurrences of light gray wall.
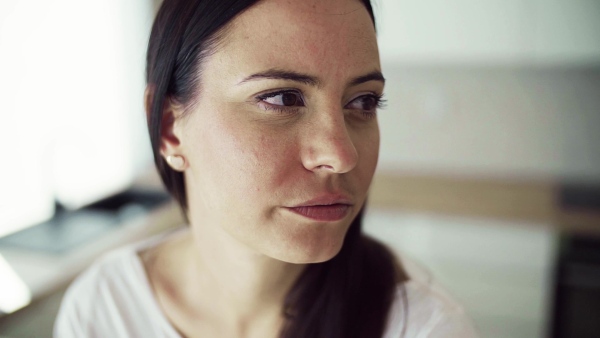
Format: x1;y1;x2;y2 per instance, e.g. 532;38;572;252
375;0;600;65
375;1;600;181
377;65;600;180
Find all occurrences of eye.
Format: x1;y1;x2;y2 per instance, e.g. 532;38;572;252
346;94;383;111
346;94;381;111
258;90;305;107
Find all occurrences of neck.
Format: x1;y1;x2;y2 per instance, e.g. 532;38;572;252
175;222;306;334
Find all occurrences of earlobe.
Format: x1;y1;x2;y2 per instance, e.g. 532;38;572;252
160;112;189;171
165;154;187;171
160;107;189;171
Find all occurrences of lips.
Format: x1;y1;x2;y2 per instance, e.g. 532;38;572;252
286;195;353;222
287;204;351;221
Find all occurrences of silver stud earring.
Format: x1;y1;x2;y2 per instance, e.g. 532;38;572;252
166;155;186;171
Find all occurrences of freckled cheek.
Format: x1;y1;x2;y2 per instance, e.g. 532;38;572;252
208;125;297;197
250;134;299;190
184;118;252;184
355;131;380;183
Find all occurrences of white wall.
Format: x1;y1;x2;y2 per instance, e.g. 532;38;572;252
376;0;600;65
376;65;600;180
375;0;600;181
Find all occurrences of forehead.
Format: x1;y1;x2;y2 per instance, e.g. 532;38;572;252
208;0;379;84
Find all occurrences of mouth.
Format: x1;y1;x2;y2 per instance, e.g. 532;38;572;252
286;204;352;222
285;195;353;222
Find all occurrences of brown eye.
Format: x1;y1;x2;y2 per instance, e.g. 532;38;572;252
281;92;299;106
261;91;304;107
347;95;379;111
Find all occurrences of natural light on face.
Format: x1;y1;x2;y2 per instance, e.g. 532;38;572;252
170;0;383;264
0;0;152;237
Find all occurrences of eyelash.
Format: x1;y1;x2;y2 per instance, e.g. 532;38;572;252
255;90;303;115
254;90;386;119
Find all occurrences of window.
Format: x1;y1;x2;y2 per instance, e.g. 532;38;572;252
0;0;154;238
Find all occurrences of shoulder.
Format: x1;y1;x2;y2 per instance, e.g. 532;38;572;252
383;279;479;338
53;229;186;338
53;248;143;337
61;246;144;304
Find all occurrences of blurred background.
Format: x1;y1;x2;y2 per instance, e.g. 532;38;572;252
0;0;599;337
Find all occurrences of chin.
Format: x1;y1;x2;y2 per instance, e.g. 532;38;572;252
269;231;347;264
275;250;342;265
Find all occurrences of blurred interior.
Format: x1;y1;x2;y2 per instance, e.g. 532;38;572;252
0;0;599;337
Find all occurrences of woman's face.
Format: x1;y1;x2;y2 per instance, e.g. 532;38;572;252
169;0;382;264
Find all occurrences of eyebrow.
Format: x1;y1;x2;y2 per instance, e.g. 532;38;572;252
237;69;385;87
349;71;385;86
239;69;319;86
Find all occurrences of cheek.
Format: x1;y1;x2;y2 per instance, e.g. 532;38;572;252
354;126;380;188
247;131;306;199
356;126;380;166
187;114;297;201
244;133;295;193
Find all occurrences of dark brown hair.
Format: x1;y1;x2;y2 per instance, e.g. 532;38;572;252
145;1;406;337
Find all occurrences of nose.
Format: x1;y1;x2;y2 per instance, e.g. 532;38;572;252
301;112;358;174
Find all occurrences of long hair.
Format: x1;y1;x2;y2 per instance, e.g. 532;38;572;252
145;1;406;337
280;207;405;338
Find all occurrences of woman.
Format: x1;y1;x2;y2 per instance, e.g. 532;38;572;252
55;0;477;337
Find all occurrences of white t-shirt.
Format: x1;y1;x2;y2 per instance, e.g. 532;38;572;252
54;229;478;338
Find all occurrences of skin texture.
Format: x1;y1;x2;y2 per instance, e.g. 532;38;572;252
144;0;383;337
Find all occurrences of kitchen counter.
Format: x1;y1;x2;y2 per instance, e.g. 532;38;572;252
370;172;600;236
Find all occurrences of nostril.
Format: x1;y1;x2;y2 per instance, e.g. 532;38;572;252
300;119;359;174
316;164;335;171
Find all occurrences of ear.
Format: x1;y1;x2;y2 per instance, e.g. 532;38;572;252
144;86;186;162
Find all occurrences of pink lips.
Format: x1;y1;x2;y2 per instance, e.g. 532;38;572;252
286;195;353;222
